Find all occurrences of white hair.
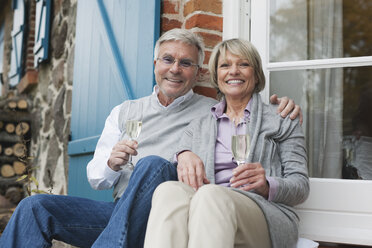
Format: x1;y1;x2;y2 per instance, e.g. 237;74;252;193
154;29;205;67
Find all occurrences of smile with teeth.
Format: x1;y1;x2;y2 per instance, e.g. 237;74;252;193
166;78;183;83
227;79;244;84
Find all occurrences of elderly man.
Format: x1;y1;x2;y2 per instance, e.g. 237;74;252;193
0;29;300;248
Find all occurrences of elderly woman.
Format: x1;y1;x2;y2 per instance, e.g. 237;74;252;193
143;39;309;248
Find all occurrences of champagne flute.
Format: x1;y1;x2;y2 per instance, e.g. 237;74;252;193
123;101;143;170
231;118;250;166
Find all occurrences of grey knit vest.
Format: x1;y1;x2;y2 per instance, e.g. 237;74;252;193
113;93;217;199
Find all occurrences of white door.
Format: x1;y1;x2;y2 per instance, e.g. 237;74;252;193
223;0;372;245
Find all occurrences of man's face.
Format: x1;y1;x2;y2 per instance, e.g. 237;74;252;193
154;41;200;105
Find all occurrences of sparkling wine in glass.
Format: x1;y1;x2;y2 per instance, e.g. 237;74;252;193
126;120;142;141
123;101;143;170
231;118;250;166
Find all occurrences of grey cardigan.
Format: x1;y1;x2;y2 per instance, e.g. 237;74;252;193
177;93;309;248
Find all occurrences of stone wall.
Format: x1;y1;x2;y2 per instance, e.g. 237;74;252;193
29;0;77;194
0;0;77;195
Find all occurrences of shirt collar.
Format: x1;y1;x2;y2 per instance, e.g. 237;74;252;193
153;85;194;109
211;98;252;120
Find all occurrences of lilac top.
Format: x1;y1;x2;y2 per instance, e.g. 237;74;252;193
211;99;278;201
211;99;251;186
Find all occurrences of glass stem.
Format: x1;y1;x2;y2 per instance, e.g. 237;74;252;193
126;138;134;170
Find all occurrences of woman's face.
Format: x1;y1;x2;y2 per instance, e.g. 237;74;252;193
217;51;257;101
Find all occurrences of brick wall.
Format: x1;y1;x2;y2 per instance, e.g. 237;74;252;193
17;0;38;94
161;0;222;98
25;0;36;73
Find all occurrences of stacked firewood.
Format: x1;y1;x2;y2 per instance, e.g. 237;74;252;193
0;96;31;206
0;122;29;177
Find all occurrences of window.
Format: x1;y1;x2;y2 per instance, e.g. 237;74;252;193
9;0;25;87
224;0;372;243
268;0;372;180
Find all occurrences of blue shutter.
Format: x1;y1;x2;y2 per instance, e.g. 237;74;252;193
9;0;25;87
68;0;160;201
34;0;51;67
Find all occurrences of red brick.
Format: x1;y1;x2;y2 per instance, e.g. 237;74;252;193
162;0;179;14
161;17;182;32
185;14;222;32
17;70;38;93
26;63;34;69
193;85;217;99
184;0;222;17
197;32;222;49
203;50;211;65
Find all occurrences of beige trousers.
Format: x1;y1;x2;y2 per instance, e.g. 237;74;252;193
144;181;271;248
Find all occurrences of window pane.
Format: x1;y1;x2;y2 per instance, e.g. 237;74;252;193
270;0;372;62
270;66;372;180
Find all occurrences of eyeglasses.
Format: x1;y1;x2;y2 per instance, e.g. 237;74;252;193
157;56;199;69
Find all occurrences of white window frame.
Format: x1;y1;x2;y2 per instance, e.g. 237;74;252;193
223;0;372;245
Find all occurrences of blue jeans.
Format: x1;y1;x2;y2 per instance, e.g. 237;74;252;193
0;156;177;248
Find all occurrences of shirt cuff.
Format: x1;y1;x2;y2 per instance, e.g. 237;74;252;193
266;176;278;201
103;161;121;179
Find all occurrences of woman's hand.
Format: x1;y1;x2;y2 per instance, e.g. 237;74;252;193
177;151;210;191
270;94;303;125
107;140;138;171
230;162;269;199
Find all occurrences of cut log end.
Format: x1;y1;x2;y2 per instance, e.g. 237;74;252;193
13;161;26;175
5;123;15;134
13;143;27;158
1;165;15;178
15;122;30;136
4;147;13;156
7;101;17;109
17;99;28;110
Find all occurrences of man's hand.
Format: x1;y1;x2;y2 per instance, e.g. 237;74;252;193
107;140;138;171
230;162;269;199
270;94;303;125
177;151;210;191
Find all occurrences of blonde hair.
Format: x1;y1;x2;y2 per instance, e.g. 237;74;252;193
208;39;265;96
